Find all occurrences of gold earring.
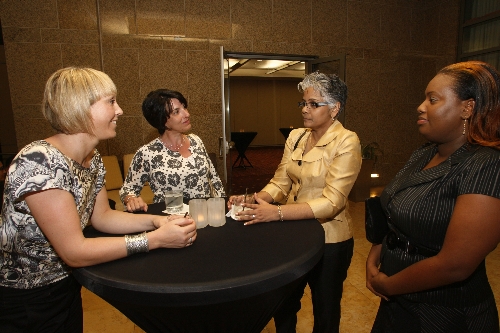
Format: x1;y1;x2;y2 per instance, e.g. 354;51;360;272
462;118;467;136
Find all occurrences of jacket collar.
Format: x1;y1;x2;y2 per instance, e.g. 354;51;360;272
292;121;343;162
394;143;478;193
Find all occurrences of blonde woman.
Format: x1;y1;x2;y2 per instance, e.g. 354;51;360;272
0;68;196;332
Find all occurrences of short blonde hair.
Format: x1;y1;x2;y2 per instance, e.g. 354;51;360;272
42;67;117;135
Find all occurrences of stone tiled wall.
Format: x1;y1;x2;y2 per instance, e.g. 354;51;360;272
0;0;460;187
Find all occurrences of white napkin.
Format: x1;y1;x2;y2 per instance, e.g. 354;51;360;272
226;205;244;220
163;203;190;215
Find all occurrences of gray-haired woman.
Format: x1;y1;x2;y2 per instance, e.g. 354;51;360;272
228;71;362;332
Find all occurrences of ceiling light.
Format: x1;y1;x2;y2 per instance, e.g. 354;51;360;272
266;61;301;74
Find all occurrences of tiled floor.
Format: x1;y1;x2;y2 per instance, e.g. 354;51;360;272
82;187;500;332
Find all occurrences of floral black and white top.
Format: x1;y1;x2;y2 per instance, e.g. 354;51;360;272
120;134;225;204
0;140;105;289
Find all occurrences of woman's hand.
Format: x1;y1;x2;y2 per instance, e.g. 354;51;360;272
149;215;197;249
236;193;280;225
125;195;148;212
227;194;255;210
366;243;389;300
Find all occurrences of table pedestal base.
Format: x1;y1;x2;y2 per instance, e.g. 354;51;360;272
107;279;303;333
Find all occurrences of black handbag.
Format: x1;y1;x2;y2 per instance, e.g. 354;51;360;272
364;196;389;244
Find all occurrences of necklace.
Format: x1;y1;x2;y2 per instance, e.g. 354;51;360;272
162;135;185;151
308;134;317;148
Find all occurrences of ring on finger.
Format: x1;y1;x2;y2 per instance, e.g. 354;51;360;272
252;214;256;218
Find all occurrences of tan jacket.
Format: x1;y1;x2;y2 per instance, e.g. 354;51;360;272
262;121;362;243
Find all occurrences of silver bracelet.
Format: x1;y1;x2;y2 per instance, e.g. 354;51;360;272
124;232;149;256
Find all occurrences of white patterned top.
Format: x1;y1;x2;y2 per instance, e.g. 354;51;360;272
0;141;105;289
120;134;225;204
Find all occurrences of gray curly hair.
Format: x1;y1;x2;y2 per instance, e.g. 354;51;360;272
298;71;348;114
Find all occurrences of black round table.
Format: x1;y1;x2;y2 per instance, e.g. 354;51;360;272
74;202;324;333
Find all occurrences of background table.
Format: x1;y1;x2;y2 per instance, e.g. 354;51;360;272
74;202;324;333
231;131;257;168
279;127;294;140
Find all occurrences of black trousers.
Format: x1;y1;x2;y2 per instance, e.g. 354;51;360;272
274;238;354;333
0;275;83;333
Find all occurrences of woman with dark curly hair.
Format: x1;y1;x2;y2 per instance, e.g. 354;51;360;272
120;89;225;212
366;61;500;332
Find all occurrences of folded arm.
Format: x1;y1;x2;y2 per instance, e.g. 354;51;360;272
370;194;500;296
26;188;196;268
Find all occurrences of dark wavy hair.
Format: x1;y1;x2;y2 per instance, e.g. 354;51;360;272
142;89;188;135
438;61;500;149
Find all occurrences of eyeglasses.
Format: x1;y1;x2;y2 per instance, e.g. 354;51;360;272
298;101;329;109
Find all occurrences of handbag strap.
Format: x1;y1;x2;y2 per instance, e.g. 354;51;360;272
293;130;307;151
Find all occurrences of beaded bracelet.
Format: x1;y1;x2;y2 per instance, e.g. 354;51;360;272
277;205;284;221
124;232;149;256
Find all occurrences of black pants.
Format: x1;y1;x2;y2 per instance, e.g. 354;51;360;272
274;238;354;333
0;275;83;333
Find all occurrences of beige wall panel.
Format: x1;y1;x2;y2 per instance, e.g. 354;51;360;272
138;49;188;101
190;112;223;169
0;48;17;154
187;49;220;106
141;117;160;144
208;38;253;53
312;0;348;45
118;100;142;118
347;2;381;49
272;0;309;44
380;6;412;51
12;104;44;124
379;60;410;105
252;40;285;54
437;1;461;56
99;0;137;35
135;0;185;36
231;0;273;40
102;34;163;50
61;44;101;69
108;115;143;159
346;58;380;112
0;0;58;28
186;101;209;119
1;27;41;43
103;48;141;104
4;43;62;106
41;29;99;44
14;118;56;150
57;0;97;30
185;0;231;39
162;37;209;51
420;7;441;55
406;56;427;105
